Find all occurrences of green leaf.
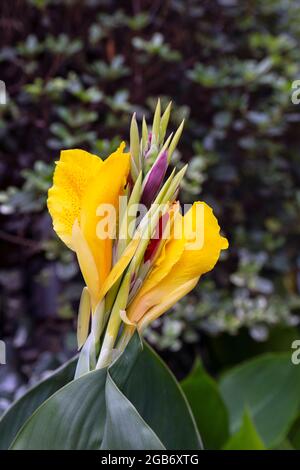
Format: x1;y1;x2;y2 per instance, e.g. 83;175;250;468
8;334;142;450
120;342;203;450
181;360;229;449
223;411;265;450
220;353;300;448
100;332;165;449
10;368;107;450
101;374;165;450
0;356;77;450
288;415;300;449
6;333;202;450
8;333;163;450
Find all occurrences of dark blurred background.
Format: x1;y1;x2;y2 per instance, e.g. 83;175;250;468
0;0;300;413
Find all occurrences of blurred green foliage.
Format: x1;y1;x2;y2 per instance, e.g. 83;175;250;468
0;0;300;405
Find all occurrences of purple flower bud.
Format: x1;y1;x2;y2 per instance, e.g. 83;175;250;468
141;150;168;208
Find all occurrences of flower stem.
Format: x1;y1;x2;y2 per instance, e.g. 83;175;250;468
96;271;131;369
116;324;136;354
96;326;119;369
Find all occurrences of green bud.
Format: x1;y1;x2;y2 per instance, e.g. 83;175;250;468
130;112;140;181
142;116;148;152
130;202;166;272
159;132;173;158
92;299;105;345
77;287;91;350
153;168;176;205
163;164;187;202
117;172;142;258
168;119;185;162
152;98;161;142
159;101;172;143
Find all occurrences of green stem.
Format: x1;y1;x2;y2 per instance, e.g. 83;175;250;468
96;324;120;369
116;324;136;354
96;271;131;369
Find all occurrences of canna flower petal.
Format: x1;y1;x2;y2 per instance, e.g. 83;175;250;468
72;219;100;306
138;276;199;331
80;142;130;287
48;143;131;307
127;201;228;323
47;149;103;249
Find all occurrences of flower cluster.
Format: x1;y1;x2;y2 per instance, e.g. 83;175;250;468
47;101;228;373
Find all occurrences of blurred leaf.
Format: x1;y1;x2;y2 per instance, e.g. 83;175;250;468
121;343;203;450
10;368;107;450
0;356;77;449
220;353;300;448
181;359;229;449
223;411;265;450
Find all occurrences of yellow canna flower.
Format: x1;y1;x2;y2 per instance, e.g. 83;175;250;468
46;100;228;370
47;142;132;309
127;201;228;330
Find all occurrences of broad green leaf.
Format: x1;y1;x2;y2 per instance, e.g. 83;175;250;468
101;374;165;450
120;342;202;450
8;334;142;450
220;353;300;448
288;416;300;449
10;368;107;450
109;330;142;385
101;333;165;449
181;360;229;449
7;332;202;450
8;333;159;450
0;356;77;450
223;411;265;450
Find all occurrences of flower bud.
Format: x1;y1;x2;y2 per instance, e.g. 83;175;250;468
141;150;168;207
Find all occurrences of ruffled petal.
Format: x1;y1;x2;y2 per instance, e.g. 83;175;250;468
128;201;228;323
47;149;103;249
80;142;130;286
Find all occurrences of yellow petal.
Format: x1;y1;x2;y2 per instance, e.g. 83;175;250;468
128;201;228;323
80;142;130;286
127;210;185;318
48;143;131;307
47;149;103;249
97;234;140;303
170;201;229;282
72;220;100;307
138;276;199;331
120;309;136;326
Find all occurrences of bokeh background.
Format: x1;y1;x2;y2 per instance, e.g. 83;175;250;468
0;0;300;420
